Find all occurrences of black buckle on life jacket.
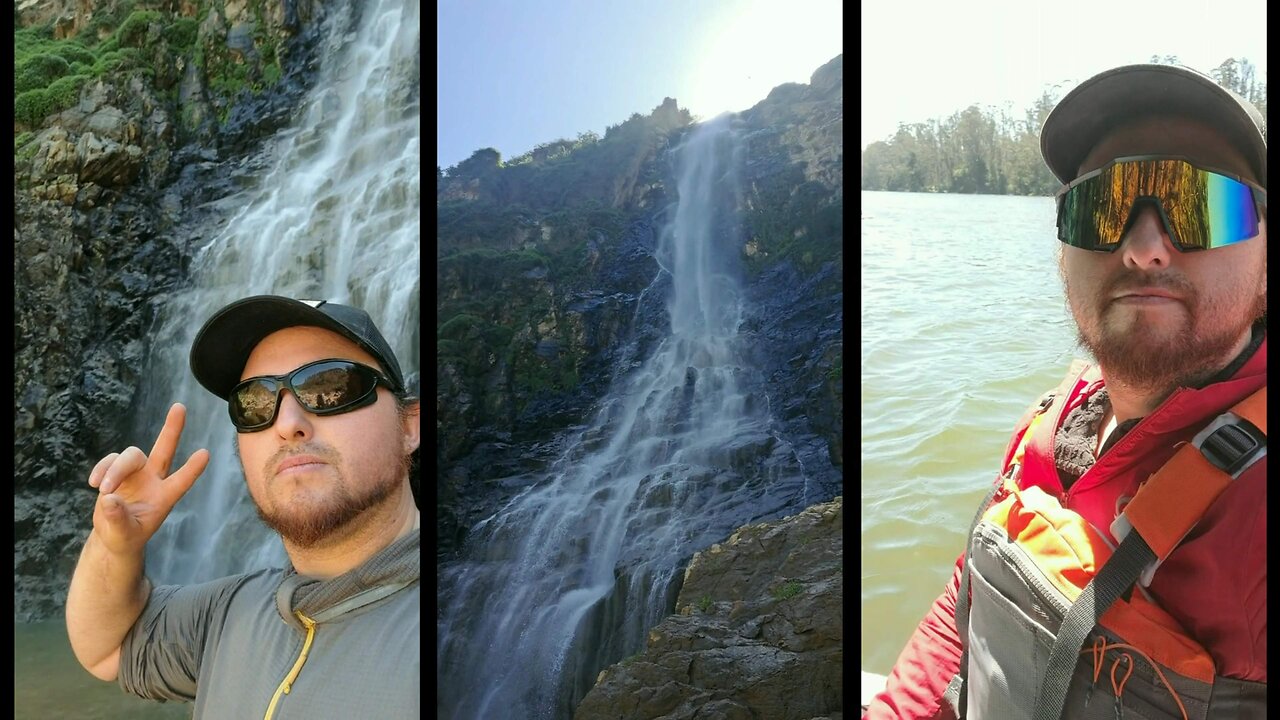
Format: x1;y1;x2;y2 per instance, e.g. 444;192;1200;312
1200;420;1265;475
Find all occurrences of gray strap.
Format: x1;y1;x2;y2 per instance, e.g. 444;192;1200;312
308;579;417;624
952;477;1005;719
1031;531;1155;720
956;479;1004;642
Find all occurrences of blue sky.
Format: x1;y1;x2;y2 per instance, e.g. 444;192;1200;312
437;0;843;171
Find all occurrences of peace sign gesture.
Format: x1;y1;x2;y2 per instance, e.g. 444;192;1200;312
87;403;211;556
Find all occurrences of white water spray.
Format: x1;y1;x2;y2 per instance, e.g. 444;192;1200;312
438;116;810;720
135;0;420;584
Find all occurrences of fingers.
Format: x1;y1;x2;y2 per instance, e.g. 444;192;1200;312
147;403;188;478
88;453;120;489
95;492;141;538
97;492;127;519
98;447;147;495
163;449;210;506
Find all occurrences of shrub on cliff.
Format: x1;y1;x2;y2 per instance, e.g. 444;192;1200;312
15;89;55;128
16;53;71;94
446;147;503;179
114;10;162;49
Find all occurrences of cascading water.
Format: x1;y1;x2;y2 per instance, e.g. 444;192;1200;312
438;116;815;720
132;0;420;585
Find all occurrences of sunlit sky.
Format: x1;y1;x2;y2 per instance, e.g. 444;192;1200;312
437;0;842;171
861;0;1267;151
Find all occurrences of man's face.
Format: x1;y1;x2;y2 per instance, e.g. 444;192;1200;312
235;325;419;548
1060;115;1267;392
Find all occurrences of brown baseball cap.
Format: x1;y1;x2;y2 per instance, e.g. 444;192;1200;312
1040;63;1268;188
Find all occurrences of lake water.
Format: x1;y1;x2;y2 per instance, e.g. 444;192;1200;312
14;621;191;719
859;191;1084;674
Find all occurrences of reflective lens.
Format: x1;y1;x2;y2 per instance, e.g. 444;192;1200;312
1056;156;1266;252
229;359;390;432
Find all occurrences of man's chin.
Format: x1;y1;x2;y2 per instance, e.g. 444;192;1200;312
254;475;403;548
1100;323;1187;355
259;504;361;548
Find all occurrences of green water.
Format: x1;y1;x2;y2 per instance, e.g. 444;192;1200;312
15;621;192;719
859;191;1081;674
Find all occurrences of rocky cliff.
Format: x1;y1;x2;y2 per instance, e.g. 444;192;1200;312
13;0;339;621
436;55;844;561
575;497;844;720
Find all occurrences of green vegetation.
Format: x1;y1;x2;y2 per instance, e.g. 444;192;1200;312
697;595;713;613
436;92;844;425
437;195;636;409
15;10;159;129
262;61;282;86
14;2;289;134
745;159;843;277
825;355;842;382
164;18;199;51
207;58;252;98
114;10;161;49
862;56;1266;196
16;51;72;94
772;581;803;601
81;1;138;40
440;102;692;211
15;131;40;164
437;313;487;341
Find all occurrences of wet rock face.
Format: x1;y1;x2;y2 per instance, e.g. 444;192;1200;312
574;497;844;720
14;177;184;621
13;0;336;622
741;257;843;492
435;58;845;562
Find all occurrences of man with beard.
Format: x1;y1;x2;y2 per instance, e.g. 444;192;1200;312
65;296;420;718
865;64;1266;719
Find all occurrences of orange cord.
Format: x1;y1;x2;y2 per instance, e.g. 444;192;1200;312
1110;653;1134;696
1078;637;1189;720
1088;636;1106;684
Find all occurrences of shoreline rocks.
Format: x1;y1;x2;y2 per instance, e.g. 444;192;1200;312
574;497;844;720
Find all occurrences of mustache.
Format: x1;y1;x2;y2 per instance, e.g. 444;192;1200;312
1103;271;1195;301
264;443;338;478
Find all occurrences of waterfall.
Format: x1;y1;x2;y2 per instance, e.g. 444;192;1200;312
437;116;812;720
135;0;420;585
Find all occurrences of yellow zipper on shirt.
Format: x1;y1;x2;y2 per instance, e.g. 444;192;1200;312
263;611;317;720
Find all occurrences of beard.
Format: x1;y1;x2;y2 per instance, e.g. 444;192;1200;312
252;443;411;549
1063;263;1266;394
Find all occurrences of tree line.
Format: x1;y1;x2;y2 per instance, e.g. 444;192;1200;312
861;57;1267;196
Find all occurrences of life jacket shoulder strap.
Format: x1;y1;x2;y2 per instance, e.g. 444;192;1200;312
1115;386;1267;565
1035;387;1266;720
961;381;1267;720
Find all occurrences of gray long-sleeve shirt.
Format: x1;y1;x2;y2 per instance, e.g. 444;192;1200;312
118;529;420;719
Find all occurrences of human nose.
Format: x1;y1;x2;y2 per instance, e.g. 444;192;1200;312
272;389;315;440
1118;205;1174;271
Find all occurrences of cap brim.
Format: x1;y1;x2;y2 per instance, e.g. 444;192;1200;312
190;296;385;400
1041;64;1267;187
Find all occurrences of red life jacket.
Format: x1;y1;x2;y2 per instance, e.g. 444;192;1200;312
945;360;1267;719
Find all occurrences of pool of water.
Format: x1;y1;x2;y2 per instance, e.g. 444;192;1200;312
15;620;192;719
860;190;1081;674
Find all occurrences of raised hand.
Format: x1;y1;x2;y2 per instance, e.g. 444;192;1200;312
87;403;210;556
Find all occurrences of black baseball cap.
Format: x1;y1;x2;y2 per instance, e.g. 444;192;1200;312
190;295;407;400
1041;63;1268;188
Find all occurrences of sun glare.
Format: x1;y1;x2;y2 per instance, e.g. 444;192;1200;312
686;0;842;119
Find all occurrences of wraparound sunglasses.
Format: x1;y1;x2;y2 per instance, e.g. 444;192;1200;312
1056;155;1267;252
229;358;398;432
